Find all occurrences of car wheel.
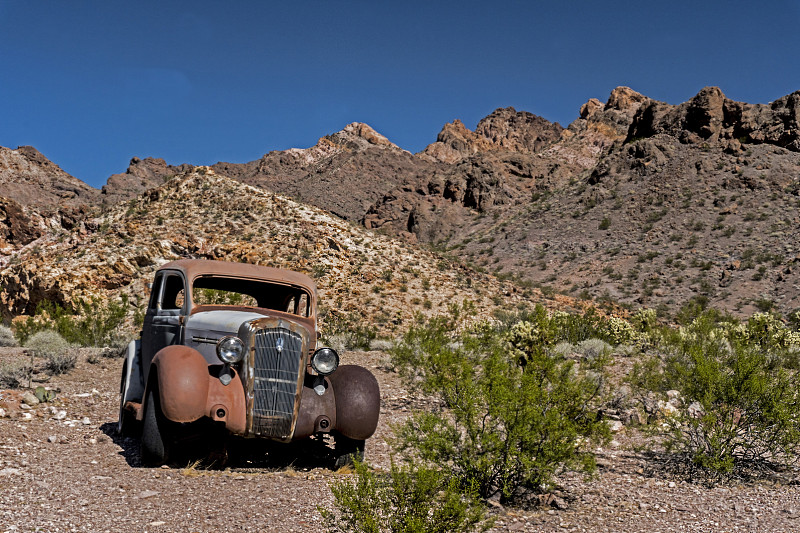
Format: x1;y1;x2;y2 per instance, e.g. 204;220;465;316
117;364;140;437
333;432;365;470
140;386;171;467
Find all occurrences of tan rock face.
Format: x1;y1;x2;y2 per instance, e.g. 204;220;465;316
580;98;604;119
606;86;648;113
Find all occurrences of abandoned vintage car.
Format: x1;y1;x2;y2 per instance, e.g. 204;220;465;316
118;259;380;467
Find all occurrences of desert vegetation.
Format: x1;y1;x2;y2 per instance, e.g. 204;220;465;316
323;302;800;531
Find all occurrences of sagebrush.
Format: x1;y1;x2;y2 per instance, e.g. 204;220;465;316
24;330;76;375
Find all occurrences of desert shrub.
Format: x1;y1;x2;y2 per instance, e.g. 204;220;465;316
320;309;377;351
495;306;638;348
0;362;26;389
14;296;131;347
576;338;613;360
43;351;78;376
24;330;70;358
320;459;491;533
631;310;800;478
24;330;76;376
0;324;18;347
391;304;610;503
551;341;575;358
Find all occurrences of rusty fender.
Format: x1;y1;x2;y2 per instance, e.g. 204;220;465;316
328;365;380;440
145;345;246;434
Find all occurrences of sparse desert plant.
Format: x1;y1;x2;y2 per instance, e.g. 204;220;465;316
24;330;70;359
0;324;18;347
24;330;76;376
576;338;613;360
391;304;610;502
0;361;26;389
320;459;492;533
319;309;377;351
551;341;575;358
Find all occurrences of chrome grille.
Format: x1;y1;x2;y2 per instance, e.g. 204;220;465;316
252;327;304;438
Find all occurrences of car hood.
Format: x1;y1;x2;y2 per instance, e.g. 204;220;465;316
185;310;268;339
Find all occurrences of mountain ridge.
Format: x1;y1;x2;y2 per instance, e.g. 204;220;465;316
2;85;800;319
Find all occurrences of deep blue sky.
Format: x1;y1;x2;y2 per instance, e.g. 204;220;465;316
2;1;799;189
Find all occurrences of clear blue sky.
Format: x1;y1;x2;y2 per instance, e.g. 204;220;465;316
2;1;799;189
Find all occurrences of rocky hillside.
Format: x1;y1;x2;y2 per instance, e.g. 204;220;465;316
361;87;800;317
0;146;98;256
3;85;799;321
0;146;99;210
0;168;546;335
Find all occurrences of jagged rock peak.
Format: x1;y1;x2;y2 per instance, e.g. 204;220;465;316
580;98;604;119
0;145;98;209
100;156;194;205
324;122;402;152
475;107;564;153
606;86;649;112
422;107;564;164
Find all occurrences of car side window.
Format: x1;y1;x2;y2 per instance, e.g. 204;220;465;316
148;275;164;310
161;274;186;312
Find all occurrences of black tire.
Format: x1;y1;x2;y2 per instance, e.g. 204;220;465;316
117;365;140;437
333;432;365;470
140;387;171;467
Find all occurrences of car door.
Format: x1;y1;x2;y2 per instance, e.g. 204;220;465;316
141;270;187;379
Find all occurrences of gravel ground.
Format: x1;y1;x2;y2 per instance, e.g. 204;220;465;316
2;348;800;532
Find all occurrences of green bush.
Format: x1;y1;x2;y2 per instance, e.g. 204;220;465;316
0;324;17;347
391;304;610;503
24;330;76;376
320;459;491;533
631;310;800;478
14;296;130;347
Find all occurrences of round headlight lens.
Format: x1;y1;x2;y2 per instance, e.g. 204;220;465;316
217;336;244;364
311;348;339;375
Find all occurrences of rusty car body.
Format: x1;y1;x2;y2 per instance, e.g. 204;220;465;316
118;259;380;467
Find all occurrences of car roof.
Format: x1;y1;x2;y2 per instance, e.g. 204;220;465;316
157;259;317;294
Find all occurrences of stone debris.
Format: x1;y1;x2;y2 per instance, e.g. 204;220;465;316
21;392;39;406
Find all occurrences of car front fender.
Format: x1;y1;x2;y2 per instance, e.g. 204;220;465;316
151;345;210;423
328;365;380;440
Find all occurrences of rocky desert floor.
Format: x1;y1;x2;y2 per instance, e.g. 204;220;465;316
2;348;800;533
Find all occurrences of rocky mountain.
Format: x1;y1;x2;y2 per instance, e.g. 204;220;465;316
100;157;194;205
0;145;99;210
0;146;99;256
3;85;799;321
0;168;547;334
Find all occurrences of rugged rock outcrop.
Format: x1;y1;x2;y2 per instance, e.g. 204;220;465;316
422;108;563;164
628;86;800;150
101;157;194;205
0;197;42;251
0;146;99;210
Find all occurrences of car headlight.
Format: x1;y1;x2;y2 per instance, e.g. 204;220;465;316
216;336;244;364
311;348;339;375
